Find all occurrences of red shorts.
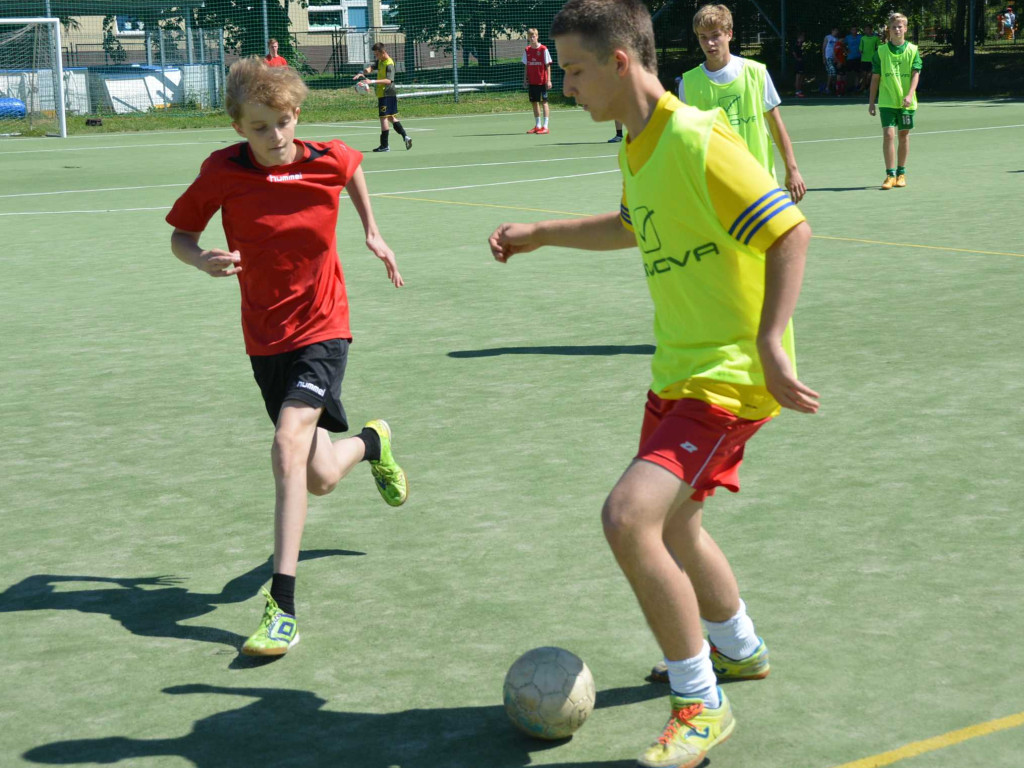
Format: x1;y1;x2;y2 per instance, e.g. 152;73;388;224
636;393;771;502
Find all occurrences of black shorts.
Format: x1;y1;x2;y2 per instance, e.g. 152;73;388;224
793;60;805;74
528;84;548;103
861;60;874;73
378;95;398;116
250;338;349;432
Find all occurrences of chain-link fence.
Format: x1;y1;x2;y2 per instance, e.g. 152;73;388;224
1;0;574;133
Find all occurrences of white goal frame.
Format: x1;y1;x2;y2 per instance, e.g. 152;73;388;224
0;17;67;137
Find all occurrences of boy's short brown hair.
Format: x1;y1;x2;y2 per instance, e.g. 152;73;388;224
225;56;308;122
372;42;387;53
887;12;908;27
551;0;657;73
693;4;733;33
527;27;539;37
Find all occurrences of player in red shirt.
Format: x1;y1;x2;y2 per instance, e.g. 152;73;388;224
167;57;408;657
264;38;287;68
522;28;553;134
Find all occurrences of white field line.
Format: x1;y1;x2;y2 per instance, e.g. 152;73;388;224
0;153;618;199
0;169;619;216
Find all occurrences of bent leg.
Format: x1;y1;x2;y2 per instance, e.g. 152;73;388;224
603;459;705;661
306;427;365;496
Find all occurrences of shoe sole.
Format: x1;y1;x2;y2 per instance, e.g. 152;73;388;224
648;666;769;684
241;632;301;657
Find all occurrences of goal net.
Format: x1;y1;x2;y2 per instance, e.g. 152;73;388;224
0;17;66;137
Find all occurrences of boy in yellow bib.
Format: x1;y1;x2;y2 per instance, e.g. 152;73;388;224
868;12;922;189
488;1;819;766
679;4;805;203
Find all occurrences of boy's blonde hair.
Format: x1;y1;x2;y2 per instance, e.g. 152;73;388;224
527;27;539;37
887;12;908;28
225;56;308;122
693;3;733;33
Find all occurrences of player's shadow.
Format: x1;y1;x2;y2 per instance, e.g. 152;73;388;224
448;344;655;358
0;549;360;653
23;681;665;768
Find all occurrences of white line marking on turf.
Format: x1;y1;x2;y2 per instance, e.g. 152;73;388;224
793;123;1024;144
0;154;617;199
0;170;619;216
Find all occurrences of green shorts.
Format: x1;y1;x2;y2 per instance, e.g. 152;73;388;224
879;107;915;130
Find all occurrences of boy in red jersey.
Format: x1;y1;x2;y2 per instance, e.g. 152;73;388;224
522;28;553;134
489;1;818;766
264;38;287;67
167;57;409;657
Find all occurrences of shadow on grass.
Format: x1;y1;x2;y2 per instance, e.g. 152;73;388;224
0;549;361;651
24;682;669;768
449;344;655;358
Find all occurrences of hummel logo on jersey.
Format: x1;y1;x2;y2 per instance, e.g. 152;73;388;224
644;242;719;277
296;380;326;397
268;172;303;182
680;441;699;453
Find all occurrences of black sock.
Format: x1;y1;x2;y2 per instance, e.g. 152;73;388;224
357;427;381;463
270;573;296;616
615;128;623;137
380;130;389;147
392;121;407;138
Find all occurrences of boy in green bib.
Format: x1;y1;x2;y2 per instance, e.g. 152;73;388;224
488;1;819;766
679;4;805;203
868;12;922;189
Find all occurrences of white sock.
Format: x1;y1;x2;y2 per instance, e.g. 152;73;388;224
664;641;720;708
535;116;542;128
542;116;549;128
703;599;760;660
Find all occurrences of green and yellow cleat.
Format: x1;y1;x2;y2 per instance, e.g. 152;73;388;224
241;588;299;657
649;638;770;683
893;173;907;188
365;419;408;507
637;690;735;768
881;175;896;190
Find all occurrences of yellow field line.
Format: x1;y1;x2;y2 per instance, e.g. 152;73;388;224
830;710;1024;768
373;194;590;217
812;234;1024;259
375;196;1024;258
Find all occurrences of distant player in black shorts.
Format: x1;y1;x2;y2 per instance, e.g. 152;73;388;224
353;42;412;152
522;28;553;134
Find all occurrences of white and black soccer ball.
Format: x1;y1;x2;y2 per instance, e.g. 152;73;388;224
503;646;596;740
355;79;372;94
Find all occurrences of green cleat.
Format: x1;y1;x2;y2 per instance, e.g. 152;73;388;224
365;419;408;507
637;690;735;768
241;588;300;657
649;638;770;683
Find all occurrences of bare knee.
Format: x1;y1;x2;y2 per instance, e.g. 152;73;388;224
272;429;307;479
602;487;655;552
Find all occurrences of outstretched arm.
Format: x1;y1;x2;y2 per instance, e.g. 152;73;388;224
345;167;403;286
765;107;806;203
488;212;635;262
758;221;820;414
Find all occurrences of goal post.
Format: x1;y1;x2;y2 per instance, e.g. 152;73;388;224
0;17;67;137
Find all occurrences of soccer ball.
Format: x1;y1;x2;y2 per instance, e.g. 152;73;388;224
355;79;372;94
503;646;596;740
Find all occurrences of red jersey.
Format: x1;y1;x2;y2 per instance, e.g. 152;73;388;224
523;44;551;86
166;140;363;356
265;55;288;67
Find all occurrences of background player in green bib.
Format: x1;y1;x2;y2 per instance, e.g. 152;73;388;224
680;4;805;203
868;12;922;189
488;1;819;766
858;23;880;93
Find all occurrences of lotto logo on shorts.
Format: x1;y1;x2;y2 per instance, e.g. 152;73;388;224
680;441;699;453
